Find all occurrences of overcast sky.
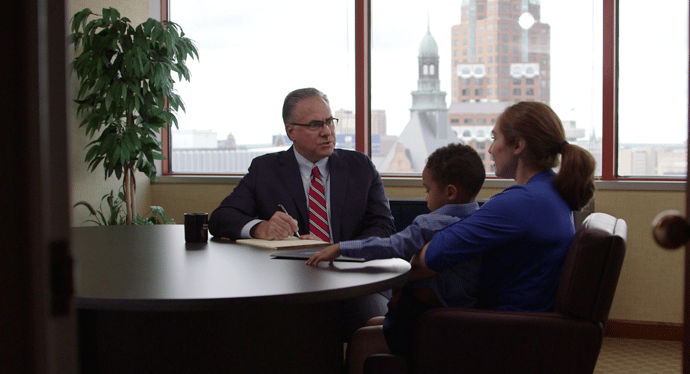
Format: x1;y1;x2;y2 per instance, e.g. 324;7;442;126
170;0;687;146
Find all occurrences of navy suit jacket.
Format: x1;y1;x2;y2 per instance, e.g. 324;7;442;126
208;147;395;242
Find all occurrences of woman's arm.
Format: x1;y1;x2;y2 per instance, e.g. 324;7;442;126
408;242;438;280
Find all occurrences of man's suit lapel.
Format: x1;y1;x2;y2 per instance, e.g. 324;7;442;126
278;147;309;226
328;150;348;242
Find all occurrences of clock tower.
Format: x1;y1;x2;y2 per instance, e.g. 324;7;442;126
411;24;447;112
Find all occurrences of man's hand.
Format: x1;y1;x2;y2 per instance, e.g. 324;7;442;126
298;233;321;241
306;244;341;266
250;211;299;240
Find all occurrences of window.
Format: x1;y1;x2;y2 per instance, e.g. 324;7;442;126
617;0;688;177
167;0;353;173
163;0;687;180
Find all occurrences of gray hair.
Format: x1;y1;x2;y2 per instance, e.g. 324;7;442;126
282;88;329;124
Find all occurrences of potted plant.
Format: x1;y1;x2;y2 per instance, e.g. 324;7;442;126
74;188;175;226
69;7;198;224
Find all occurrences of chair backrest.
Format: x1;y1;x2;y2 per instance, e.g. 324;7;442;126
555;212;627;324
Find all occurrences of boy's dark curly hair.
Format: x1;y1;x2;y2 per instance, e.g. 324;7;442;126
426;143;486;199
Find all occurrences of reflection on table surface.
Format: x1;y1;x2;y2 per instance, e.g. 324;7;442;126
73;224;410;309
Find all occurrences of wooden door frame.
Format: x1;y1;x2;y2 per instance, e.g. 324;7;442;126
0;0;76;373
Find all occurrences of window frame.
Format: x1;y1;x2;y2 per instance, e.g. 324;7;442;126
159;0;682;183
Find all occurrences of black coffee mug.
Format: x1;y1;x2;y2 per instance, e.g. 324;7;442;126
184;213;208;243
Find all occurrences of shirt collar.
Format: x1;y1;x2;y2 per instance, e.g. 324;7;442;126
293;147;329;178
431;202;480;217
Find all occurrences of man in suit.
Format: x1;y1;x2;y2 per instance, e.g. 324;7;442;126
208;87;396;340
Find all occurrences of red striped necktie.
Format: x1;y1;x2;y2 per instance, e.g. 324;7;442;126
308;166;330;242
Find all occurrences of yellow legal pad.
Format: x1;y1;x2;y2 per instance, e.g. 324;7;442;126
235;236;329;250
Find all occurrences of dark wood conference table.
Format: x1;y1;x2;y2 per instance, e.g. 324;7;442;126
73;225;410;373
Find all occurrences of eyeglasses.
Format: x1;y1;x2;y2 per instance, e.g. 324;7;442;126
290;117;338;131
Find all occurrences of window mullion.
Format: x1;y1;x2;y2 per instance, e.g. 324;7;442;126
355;0;371;156
601;0;618;180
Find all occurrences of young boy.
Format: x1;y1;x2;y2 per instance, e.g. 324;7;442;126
307;143;486;363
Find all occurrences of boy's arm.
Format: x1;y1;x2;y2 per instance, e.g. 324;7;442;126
341;214;454;261
409;242;438;280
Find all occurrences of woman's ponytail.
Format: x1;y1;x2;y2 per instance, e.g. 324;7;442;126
553;143;596;211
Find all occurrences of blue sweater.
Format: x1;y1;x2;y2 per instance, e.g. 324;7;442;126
425;170;575;312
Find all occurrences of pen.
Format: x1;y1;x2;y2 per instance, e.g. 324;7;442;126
278;204;300;238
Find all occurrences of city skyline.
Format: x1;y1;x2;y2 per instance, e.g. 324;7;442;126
169;0;686;149
170;0;600;146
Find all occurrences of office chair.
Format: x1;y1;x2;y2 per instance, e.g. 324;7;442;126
364;212;627;374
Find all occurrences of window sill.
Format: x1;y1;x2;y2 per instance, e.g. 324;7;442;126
155;175;685;191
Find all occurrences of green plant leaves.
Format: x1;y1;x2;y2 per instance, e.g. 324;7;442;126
69;7;199;184
74;189;174;226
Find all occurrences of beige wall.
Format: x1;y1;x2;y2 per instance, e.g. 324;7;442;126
68;0;155;226
595;189;685;323
151;181;686;324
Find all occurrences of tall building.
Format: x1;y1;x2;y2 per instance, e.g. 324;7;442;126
449;0;551;173
450;0;550;105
